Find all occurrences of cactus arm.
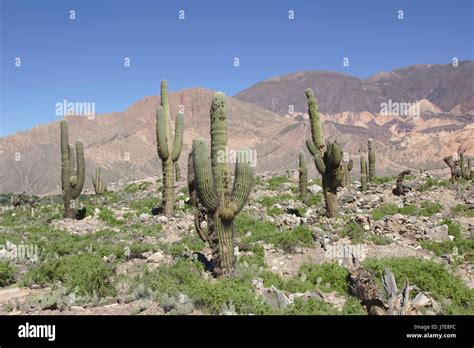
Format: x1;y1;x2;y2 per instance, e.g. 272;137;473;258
298;151;308;197
306;139;318;157
156;106;170;161
171;112;184;162
60;120;71;192
160;80;170;125
187;151;197;207
314;152;326;174
69;144;76;177
70;140;85;198
230;149;254;213
347;159;353;172
210;92;229;195
193;138;219;212
305;88;325;150
327;142;343;169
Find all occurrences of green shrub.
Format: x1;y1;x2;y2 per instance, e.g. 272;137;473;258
418;201;442;216
236;213;313;252
371;201;443;220
443;219;462;239
98;207;123;226
451;204;474;218
273;226;314;252
340;222;366;243
420;239;474;263
418;178;450;191
266;176;288;190
142;260;272;314
267;206;284;216
124;181;152;194
0;261;16;286
371;204;399;220
260;193;293;207
129;197;160;214
22;254;116;297
369;235;393;245
371;176;395;185
304;193;323;207
363;257;474;314
300;263;349;295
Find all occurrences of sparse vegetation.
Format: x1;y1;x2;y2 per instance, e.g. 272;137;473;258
0;261;16;286
371;201;442;220
363;257;474;314
266;176;289;190
22;254;116;297
451;204;474;218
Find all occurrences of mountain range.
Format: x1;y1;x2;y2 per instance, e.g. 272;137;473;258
1;61;473;195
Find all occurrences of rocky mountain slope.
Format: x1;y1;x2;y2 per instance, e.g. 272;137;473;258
235;61;474;115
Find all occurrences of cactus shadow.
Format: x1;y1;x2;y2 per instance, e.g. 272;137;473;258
192;252;215;273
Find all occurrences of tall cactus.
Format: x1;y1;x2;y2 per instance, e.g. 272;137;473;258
368;138;376;181
192;92;253;276
298;151;308;198
360;155;367;192
467;158;472;180
156;80;184;216
92;168;106;195
60;120;85;219
305;88;345;217
460;152;466;179
345;159;353;187
341;153;353;187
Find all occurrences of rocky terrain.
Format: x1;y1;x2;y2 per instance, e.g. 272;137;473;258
0;172;472;315
1;62;473;195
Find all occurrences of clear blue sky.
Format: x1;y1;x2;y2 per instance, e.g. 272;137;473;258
0;0;472;136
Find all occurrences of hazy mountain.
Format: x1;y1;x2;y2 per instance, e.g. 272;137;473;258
235;61;474;115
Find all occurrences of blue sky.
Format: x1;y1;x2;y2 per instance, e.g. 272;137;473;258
0;0;472;136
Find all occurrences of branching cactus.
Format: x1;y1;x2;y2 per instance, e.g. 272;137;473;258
92;168;106;195
360;155;367;192
298;151;308;198
156;80;184;216
60;120;85;219
305;88;345;217
192;92;253;276
368;138;376;181
443;155;460;183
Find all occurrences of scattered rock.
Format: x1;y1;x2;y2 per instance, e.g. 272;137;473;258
307;184;323;195
426;225;449;242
